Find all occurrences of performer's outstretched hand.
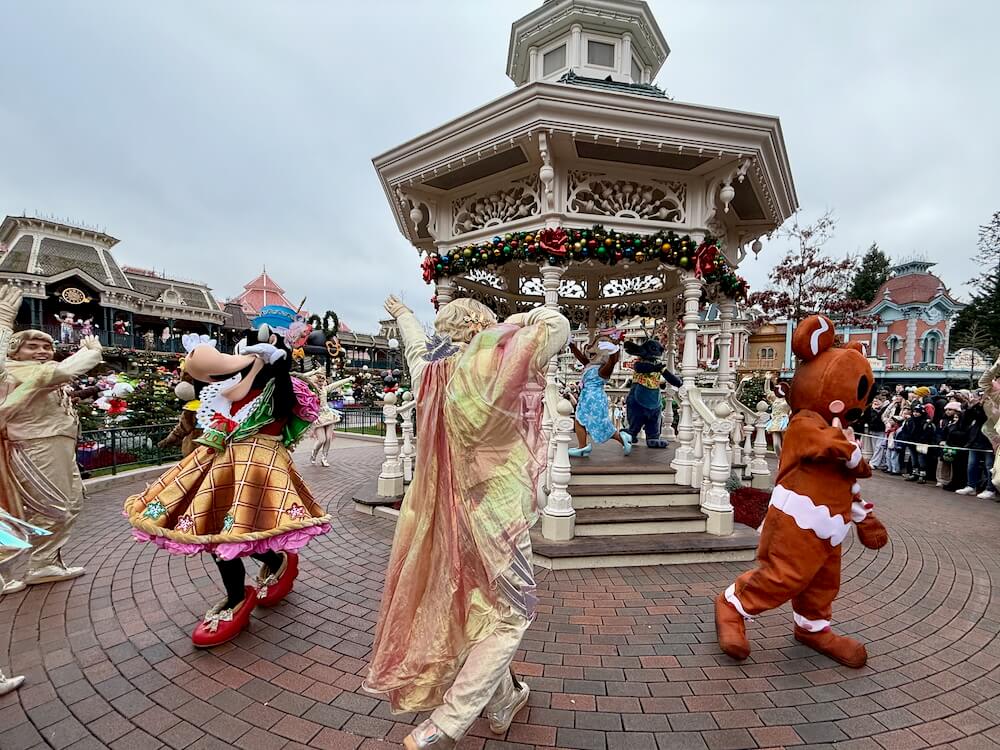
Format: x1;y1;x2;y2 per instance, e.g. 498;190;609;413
0;285;23;328
80;335;103;353
385;295;411;319
856;516;889;549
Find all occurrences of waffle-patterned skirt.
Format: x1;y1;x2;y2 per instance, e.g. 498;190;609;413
125;434;330;559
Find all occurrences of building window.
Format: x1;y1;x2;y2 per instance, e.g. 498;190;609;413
543;44;566;76
631;56;642;83
922;332;941;364
587;40;615;68
887;336;901;365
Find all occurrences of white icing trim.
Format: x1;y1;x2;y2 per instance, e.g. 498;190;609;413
769;484;851;546
810;316;829;356
851;500;873;523
847;446;862;469
793;611;831;632
851;482;861;496
725;583;754;621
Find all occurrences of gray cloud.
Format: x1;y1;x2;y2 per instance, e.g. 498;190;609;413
1;0;993;331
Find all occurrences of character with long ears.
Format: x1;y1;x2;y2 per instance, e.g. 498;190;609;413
125;306;329;648
567;330;631;457
715;315;889;668
54;311;76;344
1;286;103;594
623;338;682;448
302;368;353;467
365;295;569;750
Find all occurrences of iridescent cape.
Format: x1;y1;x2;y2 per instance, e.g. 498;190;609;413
364;321;549;713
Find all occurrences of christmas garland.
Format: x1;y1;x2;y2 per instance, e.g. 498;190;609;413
420;225;749;301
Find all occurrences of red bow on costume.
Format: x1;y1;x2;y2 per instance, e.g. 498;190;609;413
108;399;128;416
538;228;569;256
210;413;238;433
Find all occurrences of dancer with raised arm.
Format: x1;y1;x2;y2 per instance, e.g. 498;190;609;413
0;285;102;594
567;331;631;457
365;295;569;750
303;368;353;466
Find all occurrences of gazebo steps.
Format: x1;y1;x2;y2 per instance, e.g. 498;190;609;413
531;525;758;569
570;443;678;486
573;506;706;536
569;483;700;509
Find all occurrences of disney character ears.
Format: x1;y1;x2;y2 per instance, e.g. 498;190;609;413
791;315;836;361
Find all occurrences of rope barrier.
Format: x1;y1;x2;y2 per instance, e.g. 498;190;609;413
854;431;995;455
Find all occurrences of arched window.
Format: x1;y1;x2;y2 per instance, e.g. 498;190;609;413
921;331;942;364
886;336;902;365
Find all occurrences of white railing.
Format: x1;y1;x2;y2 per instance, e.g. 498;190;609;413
686;386;735;535
377;392;404;497
397;392;417;484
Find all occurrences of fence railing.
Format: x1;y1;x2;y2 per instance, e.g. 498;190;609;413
77;423;180;476
17;324;234;354
337;406;387;437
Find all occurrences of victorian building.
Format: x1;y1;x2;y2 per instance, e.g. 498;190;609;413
0;215;228;354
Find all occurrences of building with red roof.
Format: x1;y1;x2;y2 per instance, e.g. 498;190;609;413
234;268;294;317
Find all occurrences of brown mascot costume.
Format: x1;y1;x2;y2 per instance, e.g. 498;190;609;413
715;315;889;667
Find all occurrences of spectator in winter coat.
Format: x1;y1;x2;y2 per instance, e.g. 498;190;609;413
937;402;967;491
955;393;996;499
903;405;936;484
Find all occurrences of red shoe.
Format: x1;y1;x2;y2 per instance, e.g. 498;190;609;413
255;552;298;608
794;626;867;668
192;585;257;648
715;593;751;661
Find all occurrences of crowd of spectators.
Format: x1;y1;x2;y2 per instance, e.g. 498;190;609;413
858;377;998;501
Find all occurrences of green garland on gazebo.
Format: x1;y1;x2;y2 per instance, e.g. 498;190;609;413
420;225;749;301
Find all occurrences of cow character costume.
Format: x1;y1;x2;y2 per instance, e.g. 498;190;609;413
715;315;889;668
125;306;329;647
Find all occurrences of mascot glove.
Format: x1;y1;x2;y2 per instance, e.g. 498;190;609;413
855;515;889;550
240;343;287;364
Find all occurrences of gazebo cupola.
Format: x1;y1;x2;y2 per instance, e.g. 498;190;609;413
506;0;669;87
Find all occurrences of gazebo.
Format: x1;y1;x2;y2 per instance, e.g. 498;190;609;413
373;0;797;565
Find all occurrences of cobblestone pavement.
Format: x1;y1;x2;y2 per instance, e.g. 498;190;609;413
3;440;1000;750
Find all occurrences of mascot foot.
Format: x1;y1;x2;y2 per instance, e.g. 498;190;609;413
794;626;867;668
621;432;633;456
646;439;669;449
568;445;592;457
715;593;750;661
192;586;257;648
255;552;298;608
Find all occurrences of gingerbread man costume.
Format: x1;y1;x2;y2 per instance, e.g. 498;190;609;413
716;315;889;668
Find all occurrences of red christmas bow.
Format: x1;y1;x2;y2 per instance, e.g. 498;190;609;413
210;413;238;433
538;228;569;256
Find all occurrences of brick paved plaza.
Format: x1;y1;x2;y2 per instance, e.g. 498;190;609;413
3;439;1000;750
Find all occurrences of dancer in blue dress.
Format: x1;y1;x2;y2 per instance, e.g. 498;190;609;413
568;335;632;457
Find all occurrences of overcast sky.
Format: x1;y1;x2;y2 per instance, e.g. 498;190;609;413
1;1;995;331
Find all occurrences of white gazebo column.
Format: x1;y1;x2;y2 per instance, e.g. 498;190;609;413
542;400;576;540
662;302;678;441
435;277;456;306
671;273;704;485
377;392;404;497
717;301;736;391
703;403;736;535
539;264;574;539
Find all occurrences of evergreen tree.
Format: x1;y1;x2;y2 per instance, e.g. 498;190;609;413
848;243;891;303
951;211;1000;353
123;361;182;426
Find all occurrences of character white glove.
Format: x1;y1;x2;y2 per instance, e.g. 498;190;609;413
0;285;23;329
80;335;103;353
240;342;286;364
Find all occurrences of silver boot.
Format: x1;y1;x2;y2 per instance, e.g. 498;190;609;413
403;720;455;749
486;672;530;735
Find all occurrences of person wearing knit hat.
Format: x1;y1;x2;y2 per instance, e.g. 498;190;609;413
945;401;963;413
915;386;931;399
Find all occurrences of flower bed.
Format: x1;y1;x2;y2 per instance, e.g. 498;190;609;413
730;486;771;530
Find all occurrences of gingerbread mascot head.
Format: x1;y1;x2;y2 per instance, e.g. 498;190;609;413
715;314;888;669
789;315;874;427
